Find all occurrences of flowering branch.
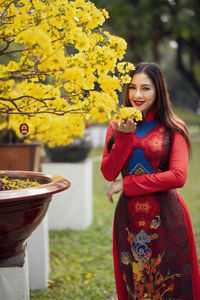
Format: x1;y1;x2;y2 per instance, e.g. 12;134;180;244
0;96;55;101
0;108;84;116
0;0;134;147
0;46;33;55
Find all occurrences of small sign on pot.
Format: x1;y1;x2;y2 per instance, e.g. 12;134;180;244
19;123;29;135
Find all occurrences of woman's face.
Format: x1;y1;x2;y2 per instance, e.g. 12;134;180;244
128;72;156;118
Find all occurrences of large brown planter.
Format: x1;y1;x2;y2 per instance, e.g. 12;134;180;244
0;143;41;171
0;170;70;260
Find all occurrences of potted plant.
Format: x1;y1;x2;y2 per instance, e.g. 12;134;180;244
44;134;93;162
0;170;70;259
0;127;41;171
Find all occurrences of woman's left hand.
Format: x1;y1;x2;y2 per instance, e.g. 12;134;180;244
106;179;123;203
115;119;136;134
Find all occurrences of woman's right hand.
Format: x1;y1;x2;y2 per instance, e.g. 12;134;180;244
115;119;136;134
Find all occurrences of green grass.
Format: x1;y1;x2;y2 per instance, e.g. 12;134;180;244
30;140;200;300
30;146;117;300
173;106;200;126
181;137;200;253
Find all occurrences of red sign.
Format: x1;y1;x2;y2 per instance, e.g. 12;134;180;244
19;123;29;135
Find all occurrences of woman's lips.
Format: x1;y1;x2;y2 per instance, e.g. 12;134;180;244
134;101;144;107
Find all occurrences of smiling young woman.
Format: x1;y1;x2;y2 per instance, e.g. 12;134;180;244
101;62;200;299
128;72;156;118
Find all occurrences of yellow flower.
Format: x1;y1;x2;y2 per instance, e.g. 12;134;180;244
117;62;127;73
98;75;122;93
114;106;143;122
0;0;134;147
85;273;91;279
62;68;84;82
102;8;109;19
121;74;131;84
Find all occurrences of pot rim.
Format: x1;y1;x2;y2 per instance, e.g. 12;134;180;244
0;170;70;202
0;142;42;147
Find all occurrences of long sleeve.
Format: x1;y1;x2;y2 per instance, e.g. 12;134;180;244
123;131;188;197
101;121;134;181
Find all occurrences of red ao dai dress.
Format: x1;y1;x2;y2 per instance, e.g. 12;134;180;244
101;109;200;300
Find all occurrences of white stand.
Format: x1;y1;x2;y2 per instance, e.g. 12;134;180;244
0;249;29;300
27;215;49;290
42;159;93;230
88;125;107;147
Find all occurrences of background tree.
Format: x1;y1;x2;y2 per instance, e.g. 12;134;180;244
0;0;133;146
93;0;200;109
167;0;200;95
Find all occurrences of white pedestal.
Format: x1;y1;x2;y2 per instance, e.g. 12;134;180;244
88;126;107;147
0;250;29;300
42;160;93;230
27;215;49;290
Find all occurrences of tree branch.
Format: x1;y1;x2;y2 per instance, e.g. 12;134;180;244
0;39;11;53
0;46;34;55
0;70;48;80
0;0;16;19
0;108;85;116
0;95;56;102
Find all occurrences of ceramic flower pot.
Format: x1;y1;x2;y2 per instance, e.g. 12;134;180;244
45;136;92;162
0;170;70;260
0;143;41;171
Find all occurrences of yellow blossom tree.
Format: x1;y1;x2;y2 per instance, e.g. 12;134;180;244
0;0;134;147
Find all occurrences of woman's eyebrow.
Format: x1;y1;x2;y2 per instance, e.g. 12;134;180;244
129;83;152;87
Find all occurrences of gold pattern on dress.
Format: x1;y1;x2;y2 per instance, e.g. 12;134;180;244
150;215;161;229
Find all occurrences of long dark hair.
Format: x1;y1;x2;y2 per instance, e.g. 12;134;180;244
107;62;191;155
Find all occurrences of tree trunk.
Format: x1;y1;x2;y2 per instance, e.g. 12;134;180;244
176;37;200;95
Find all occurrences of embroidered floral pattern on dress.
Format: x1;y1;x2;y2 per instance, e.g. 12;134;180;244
131;230;151;263
134;201;151;213
130;163;149;175
133;251;181;299
150;215;161;229
121;251;131;265
122;229;182;300
125;228;158;264
125;123;169;173
128;195;160;231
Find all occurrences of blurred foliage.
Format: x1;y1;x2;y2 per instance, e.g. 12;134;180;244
173;105;200;125
93;0;167;62
93;0;200;110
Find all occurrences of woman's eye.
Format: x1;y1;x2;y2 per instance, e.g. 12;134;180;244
129;86;136;89
143;87;150;91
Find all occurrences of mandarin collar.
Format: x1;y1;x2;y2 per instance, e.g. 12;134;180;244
143;108;155;121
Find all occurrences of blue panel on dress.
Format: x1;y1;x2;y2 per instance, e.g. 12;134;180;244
127;148;154;175
136;120;159;137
